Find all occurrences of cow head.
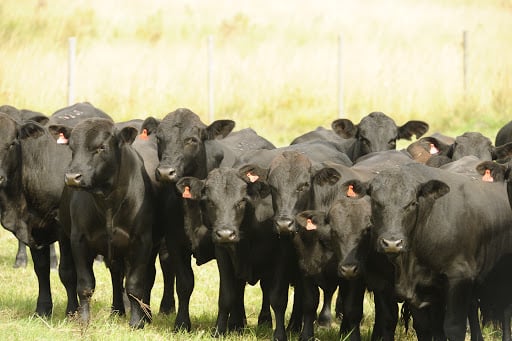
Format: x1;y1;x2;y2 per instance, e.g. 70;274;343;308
247;151;313;236
146;108;235;182
177;167;270;245
419;132;512;167
294;210;335;276
332;112;429;159
0;113;49;246
368;167;450;254
64;118;138;196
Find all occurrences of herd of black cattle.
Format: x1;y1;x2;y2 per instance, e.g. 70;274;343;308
3;102;512;341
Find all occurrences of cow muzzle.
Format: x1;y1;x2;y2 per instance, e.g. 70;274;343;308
379;238;404;253
274;217;296;235
213;229;239;243
156;166;178;182
65;173;83;187
339;263;360;279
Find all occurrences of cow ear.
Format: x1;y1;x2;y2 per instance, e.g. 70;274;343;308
238;164;269;183
176;177;205;200
141;116;160;136
476;161;506;182
313;167;341;186
341;180;367;198
19;121;46;140
420;136;452;156
203;120;235;140
397;120;429;140
331;118;357;139
492;142;512;161
418;180;450;201
20;110;49;125
48;124;73;143
117;126;138;146
296;210;328;231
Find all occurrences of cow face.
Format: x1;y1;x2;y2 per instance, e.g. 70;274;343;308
327;195;372;280
294;210;335;276
332;112;429;159
150;108;234;182
266;151;312;235
179;167;269;245
368;168;449;254
65;118;138;195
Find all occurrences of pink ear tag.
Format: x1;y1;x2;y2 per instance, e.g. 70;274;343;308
182;186;192;198
246;172;259;183
139;128;149;140
347;184;357;197
57;133;68;145
429;143;439;154
482;169;494;182
306;218;317;230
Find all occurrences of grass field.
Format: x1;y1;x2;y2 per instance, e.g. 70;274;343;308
1;0;511;340
0;227;506;341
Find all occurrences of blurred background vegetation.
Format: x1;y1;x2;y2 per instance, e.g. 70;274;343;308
1;0;511;145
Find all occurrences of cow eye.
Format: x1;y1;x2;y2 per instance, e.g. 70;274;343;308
185;137;199;145
235;200;246;209
296;183;310;192
388;139;397;148
96;144;106;153
360;137;370;146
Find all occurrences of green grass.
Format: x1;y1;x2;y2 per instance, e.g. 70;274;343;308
0;228;505;340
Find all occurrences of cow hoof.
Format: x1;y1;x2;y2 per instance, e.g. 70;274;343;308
13;258;27;269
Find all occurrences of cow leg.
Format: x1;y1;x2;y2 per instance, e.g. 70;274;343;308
287;280;304;333
258;278;273;328
72;241;96;326
228;279;247;333
157;241;176;315
318;281;337;327
125;239;153;329
49;243;58;270
467;296;483;341
212;246;235;336
300;276;319;341
14;240;28;268
444;279;472;341
339;278;364;341
371;289;398;341
169;244;193;332
109;258;126;316
503;304;512;341
58;235;79;315
30;245;52;317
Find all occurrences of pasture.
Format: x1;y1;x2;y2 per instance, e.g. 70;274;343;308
1;0;512;340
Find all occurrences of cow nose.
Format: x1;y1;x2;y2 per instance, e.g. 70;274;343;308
275;218;295;234
380;238;404;253
215;229;238;243
340;264;359;279
156;166;178;182
65;173;82;187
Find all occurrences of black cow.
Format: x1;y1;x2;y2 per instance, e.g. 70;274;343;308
414;131;512;167
58;118;157;328
141;107;275;331
176;168;295;340
291;112;429;161
0;105;58;270
363;162;512;340
0;102;111;317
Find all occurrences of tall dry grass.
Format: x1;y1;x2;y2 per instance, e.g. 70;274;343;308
1;0;511;145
